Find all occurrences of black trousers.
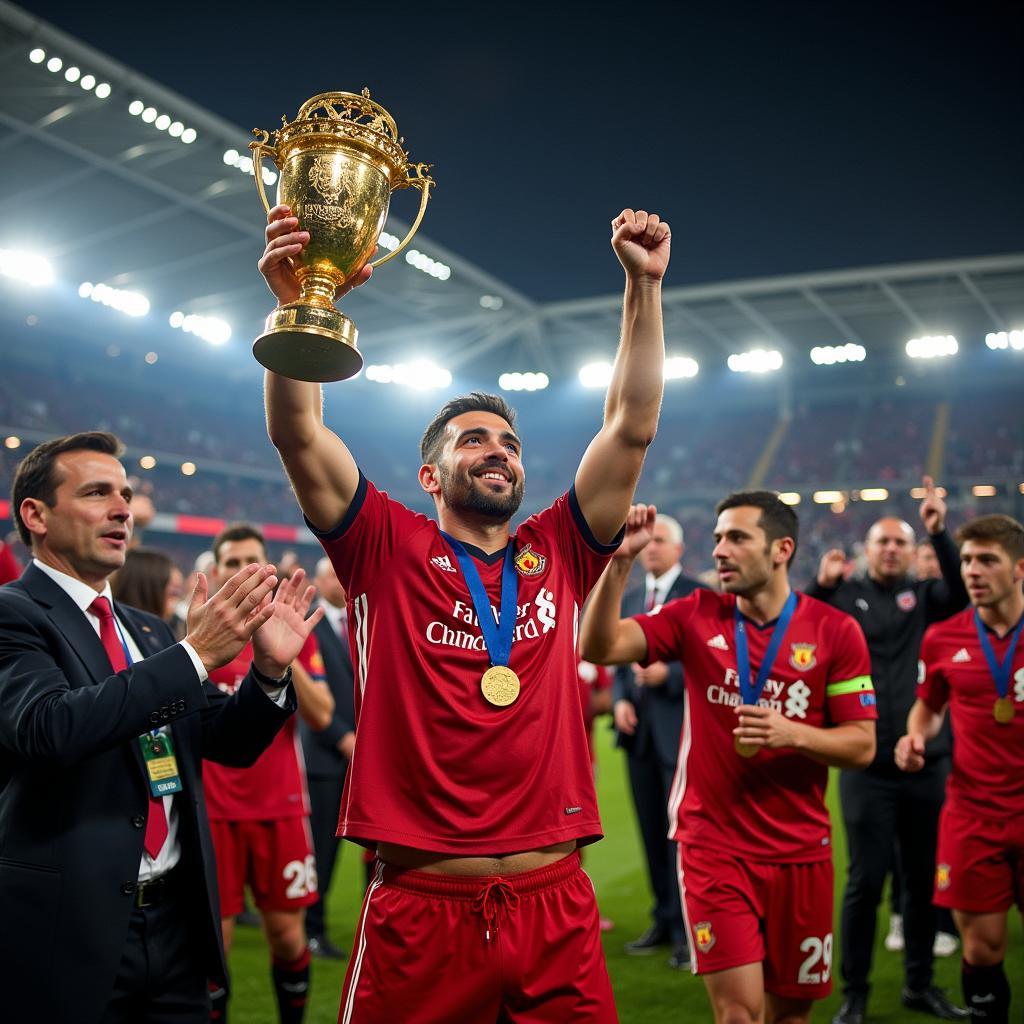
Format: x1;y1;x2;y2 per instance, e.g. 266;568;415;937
626;744;685;944
838;760;949;997
101;884;210;1023
305;773;346;941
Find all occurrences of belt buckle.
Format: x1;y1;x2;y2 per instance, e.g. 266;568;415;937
135;875;164;908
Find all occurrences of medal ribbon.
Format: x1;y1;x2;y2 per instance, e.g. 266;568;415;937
973;609;1024;700
733;591;798;706
441;533;519;668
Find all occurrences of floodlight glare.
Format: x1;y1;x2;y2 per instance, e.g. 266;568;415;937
906;335;957;359
83;281;150;318
155;114;171;131
169;311;185;328
171;312;232;346
972;485;997;497
94;83;111;99
180;128;197;144
139;455;157;470
181;462;197;476
0;249;55;286
859;488;889;501
168;121;184;138
728;349;783;374
664;356;699;380
29;48;45;64
141;107;157;123
366;361;451;389
46;56;62;73
223;149;239;166
813;490;844;504
778;492;801;506
579;362;614;388
405;248;451;281
145;351;158;364
128;100;144;116
985;329;1024;351
5;436;22;449
64;66;80;82
498;372;549;392
80;74;96;90
810;343;866;365
378;231;400;252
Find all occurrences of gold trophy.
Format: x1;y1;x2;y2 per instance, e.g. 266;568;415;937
249;90;434;382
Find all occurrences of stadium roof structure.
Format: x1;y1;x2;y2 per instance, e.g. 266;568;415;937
2;0;1024;393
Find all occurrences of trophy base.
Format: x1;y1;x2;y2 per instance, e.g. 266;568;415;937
253;304;363;383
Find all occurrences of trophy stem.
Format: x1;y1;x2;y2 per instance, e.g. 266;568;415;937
299;269;344;306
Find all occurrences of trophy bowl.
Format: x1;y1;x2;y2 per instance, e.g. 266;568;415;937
249;89;434;382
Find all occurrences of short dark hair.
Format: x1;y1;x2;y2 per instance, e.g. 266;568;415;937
956;514;1024;561
212;522;266;563
11;431;124;547
112;547;174;619
419;392;518;464
715;490;800;565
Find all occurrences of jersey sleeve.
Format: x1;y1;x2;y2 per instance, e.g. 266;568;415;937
825;611;877;723
634;591;702;667
916;624;951;714
296;632;327;683
305;471;429;595
525;487;624;601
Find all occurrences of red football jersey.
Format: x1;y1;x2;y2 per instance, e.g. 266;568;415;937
635;590;875;863
314;475;620;854
203;634;323;821
919;609;1024;820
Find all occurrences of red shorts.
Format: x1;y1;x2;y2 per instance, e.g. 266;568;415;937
934;803;1024;913
679;844;834;1000
210;817;317;917
338;851;617;1024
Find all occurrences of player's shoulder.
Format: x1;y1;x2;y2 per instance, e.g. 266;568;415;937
923;607;973;649
668;586;727;620
797;591;856;629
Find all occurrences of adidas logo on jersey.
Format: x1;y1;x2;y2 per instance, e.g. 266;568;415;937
952;648;971;663
707;634;730;651
430;554;456;573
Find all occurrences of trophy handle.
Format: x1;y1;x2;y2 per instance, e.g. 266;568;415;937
249;130;277;216
370;169;435;270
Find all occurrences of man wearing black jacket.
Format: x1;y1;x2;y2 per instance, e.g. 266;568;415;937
808;478;969;1024
300;557;356;960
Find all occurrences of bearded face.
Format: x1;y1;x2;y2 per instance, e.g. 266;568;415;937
438;457;525;521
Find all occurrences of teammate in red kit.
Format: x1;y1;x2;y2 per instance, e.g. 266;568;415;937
896;514;1024;1024
260;204;669;1023
582;494;878;1024
204;524;334;1024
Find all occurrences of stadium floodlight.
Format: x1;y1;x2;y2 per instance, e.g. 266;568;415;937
170;311;232;346
813;490;844;504
168;121;184;138
181;462;197;476
155;114;171;131
1;249;55;286
378;231;400;252
972;485;997;497
81;281;150;318
29;48;45;64
579;361;614;389
141;106;157;123
180;128;197;144
365;360;451;389
405;248;451;281
139;455;157;470
910;485;947;499
64;66;80;83
664;356;699;380
778;492;801;506
858;488;889;501
480;295;504;310
810;343;866;366
80;74;96;90
906;335;957;359
727;348;783;374
94;83;111;99
5;436;22;449
145;351;158;364
985;329;1024;351
46;56;62;73
498;372;549;392
223;149;239;165
128;100;144;116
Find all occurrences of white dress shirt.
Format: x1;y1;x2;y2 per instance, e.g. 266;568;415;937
644;562;683;611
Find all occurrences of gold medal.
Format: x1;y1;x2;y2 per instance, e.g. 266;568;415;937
734;737;759;758
993;696;1015;725
481;665;520;707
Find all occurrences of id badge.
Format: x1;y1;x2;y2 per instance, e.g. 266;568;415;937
139;731;183;796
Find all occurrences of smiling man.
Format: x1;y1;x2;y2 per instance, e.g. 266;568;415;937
582;494;877;1024
259;205;670;1022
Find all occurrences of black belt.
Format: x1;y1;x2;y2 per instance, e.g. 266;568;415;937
135;867;182;909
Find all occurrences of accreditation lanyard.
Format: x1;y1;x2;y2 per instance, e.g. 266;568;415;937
973;609;1024;701
733;591;798;706
440;533;519;669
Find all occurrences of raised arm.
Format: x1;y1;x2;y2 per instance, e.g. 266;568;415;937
259;204;371;531
580;505;656;666
918;476;969;619
574;210;669;544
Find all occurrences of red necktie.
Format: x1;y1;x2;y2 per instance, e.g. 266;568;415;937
645;586;657;612
89;597;169;860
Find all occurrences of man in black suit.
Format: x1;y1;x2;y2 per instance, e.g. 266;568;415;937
613;512;704;969
300;556;356;960
0;431;323;1024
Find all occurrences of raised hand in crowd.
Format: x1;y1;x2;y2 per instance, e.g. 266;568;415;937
917;474;947;535
816;547;847;588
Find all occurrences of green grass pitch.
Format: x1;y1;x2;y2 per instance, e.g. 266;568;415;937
226;728;1023;1022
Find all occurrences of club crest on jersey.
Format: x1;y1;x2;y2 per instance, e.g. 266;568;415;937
936;863;951;891
789;642;817;671
896;590;917;612
310;651;325;675
514;544;547;578
694;921;716;953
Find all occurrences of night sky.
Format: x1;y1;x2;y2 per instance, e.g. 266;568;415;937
22;0;1024;302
